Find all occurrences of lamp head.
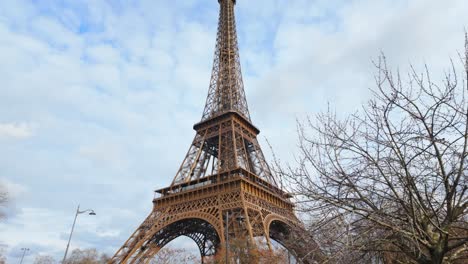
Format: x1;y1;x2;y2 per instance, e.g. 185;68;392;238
236;215;245;223
89;210;96;216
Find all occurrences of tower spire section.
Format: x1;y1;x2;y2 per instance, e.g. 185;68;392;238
202;0;251;122
167;0;278;188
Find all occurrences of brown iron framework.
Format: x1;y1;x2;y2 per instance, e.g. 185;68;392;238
110;0;322;263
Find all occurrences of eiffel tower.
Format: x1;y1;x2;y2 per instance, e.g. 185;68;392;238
110;1;322;263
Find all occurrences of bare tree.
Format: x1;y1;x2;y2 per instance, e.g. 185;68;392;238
149;247;199;264
64;248;109;264
0;183;7;220
256;245;290;264
35;249;108;264
34;255;56;264
281;36;468;263
202;238;291;264
0;248;6;264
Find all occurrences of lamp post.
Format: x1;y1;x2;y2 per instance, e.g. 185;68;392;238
235;215;245;264
225;212;246;264
225;211;229;264
62;205;96;264
19;248;29;264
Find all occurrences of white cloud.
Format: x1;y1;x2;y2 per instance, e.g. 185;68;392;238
0;122;35;139
240;0;468;160
78;142;129;170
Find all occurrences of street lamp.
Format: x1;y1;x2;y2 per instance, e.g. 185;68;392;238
225;212;246;264
62;205;96;264
19;248;29;264
225;211;229;264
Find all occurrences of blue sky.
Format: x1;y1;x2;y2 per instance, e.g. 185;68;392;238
0;0;467;262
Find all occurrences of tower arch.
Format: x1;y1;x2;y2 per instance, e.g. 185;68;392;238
265;217;296;253
142;217;221;261
266;218;325;264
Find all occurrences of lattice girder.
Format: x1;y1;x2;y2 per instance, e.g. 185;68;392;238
109;177;312;263
202;0;250;121
171;112;278;188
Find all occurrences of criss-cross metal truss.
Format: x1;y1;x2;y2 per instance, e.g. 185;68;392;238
110;1;323;263
202;0;250;122
170;112;279;189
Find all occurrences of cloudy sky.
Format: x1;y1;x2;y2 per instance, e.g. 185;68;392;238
0;0;467;262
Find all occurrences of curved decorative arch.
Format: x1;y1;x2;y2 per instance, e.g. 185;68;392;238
263;214;295;238
265;217;294;248
137;216;222;263
266;217;324;264
155;211;222;238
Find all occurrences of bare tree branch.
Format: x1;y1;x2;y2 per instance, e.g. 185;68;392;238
279;36;468;264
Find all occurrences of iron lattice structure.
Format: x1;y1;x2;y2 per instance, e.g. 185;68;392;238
110;1;322;263
201;0;250;123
